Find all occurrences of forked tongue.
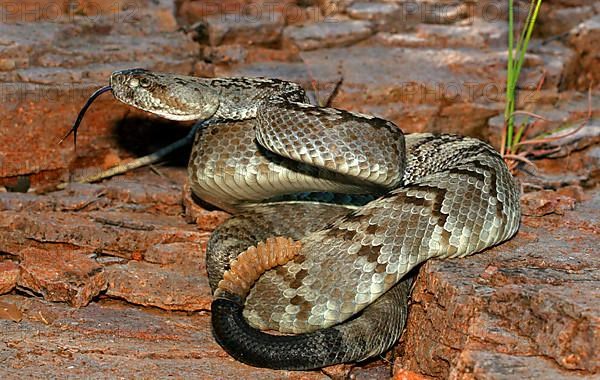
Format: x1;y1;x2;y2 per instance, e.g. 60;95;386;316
59;85;112;150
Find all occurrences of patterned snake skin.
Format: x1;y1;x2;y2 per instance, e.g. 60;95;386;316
108;69;521;370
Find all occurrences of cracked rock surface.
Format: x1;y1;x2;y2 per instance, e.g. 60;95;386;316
0;0;599;378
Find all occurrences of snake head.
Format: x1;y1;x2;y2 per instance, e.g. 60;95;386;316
110;68;220;121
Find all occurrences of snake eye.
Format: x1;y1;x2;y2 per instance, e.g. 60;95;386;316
139;77;151;88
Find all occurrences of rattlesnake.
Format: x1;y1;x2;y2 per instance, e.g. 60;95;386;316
74;69;521;370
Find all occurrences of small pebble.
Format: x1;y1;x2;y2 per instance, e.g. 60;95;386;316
0;58;16;71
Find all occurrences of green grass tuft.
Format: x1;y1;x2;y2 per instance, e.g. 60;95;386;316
503;0;543;156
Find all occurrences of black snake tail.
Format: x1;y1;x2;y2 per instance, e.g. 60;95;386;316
210;236;415;370
212;291;345;370
212;279;414;370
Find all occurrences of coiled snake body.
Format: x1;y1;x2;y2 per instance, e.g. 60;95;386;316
107;69;521;370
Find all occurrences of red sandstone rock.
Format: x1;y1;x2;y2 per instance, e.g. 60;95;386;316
393;366;430;380
394;191;600;378
0;0;598;377
198;12;285;46
143;241;205;266
320;363;353;379
0;294;326;379
283;20;374;50
538;3;595;37
0;1;198;189
105;260;212;311
521;189;577;216
346;2;402;27
0;261;19;294
0;209;207;259
182;179;231;231
0;300;22;322
18;247;107;307
568;14;600;90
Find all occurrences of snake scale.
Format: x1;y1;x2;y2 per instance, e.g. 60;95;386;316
79;69;521;370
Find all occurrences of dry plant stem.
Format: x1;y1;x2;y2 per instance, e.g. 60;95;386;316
503;154;537;168
511;71;548;149
504;82;592;174
56;121;205;190
515;83;593;148
528;146;562;157
325;75;344;108
510;110;549;121
303;59;343;107
503;72;547;157
303;60;323;105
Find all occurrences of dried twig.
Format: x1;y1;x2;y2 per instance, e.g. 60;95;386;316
503;153;537;168
56;120;206;190
509;110;549;121
515;83;593;148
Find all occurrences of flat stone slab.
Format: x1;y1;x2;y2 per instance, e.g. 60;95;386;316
0;261;19;295
568;14;600;89
200;11;285;46
105;260;212;311
18;248;106;308
0;209;208;260
0;294;326;379
283;20;374;50
347;2;402;21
